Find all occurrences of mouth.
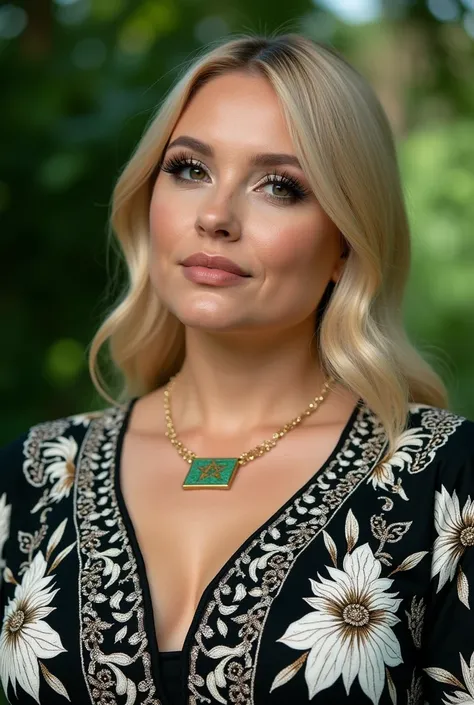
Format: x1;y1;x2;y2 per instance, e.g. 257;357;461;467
180;252;250;277
181;265;249;286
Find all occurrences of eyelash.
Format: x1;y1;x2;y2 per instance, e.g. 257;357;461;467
159;151;310;204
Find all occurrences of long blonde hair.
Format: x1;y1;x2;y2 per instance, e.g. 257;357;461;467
88;33;448;457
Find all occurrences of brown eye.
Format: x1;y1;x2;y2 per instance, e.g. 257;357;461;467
188;166;206;181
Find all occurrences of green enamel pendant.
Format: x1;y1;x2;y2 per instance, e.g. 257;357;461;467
182;457;240;489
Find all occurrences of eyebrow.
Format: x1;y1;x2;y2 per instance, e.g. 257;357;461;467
165;135;302;170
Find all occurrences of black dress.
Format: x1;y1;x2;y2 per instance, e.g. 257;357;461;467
1;397;474;705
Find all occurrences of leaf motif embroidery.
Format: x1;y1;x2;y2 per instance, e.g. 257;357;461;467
48;542;76;574
370;516;412;544
46;518;68;561
270;653;308;692
217;618;228;638
345;509;359;553
322;530;338;567
424;667;465;689
39;661;71;701
457;566;470;609
389;552;428;576
405;596;426;650
385;521;413;543
371;515;387;541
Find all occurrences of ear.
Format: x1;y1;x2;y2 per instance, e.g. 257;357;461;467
331;234;349;283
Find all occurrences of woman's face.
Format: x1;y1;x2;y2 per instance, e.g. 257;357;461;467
149;71;345;339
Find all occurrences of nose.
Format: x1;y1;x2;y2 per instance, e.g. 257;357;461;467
194;189;242;241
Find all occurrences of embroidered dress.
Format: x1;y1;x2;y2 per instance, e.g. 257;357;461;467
1;398;474;705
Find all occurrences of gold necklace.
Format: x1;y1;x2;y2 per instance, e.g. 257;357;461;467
163;373;334;490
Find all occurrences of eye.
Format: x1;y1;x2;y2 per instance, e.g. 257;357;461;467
257;171;310;204
160;152;210;183
263;181;293;199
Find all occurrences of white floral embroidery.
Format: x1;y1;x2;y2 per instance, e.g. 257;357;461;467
189;406;387;704
0;550;69;702
274;542;402;704
426;650;474;704
32;436;78;513
432;486;474;594
367;427;429;500
1;399;468;704
69;412;102;427
0;492;12;573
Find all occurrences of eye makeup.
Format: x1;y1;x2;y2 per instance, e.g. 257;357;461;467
159;150;312;205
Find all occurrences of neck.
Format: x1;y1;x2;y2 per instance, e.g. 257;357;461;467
166;327;332;438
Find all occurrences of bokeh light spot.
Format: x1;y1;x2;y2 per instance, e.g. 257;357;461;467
55;0;90;26
118;1;178;56
45;339;85;386
464;11;474;37
38;153;87;192
91;0;125;21
0;5;28;39
427;0;460;22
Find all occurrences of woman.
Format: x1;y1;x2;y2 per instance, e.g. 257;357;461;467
0;32;473;705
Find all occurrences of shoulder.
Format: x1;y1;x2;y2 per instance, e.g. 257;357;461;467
405;402;473;452
402;402;474;487
0;405;124;498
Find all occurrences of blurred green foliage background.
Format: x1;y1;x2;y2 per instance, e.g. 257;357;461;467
1;0;473;450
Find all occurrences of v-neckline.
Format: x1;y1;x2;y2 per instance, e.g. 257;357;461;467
112;394;364;701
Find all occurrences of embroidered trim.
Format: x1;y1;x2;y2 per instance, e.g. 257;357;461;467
76;407;162;705
187;405;386;704
406;405;465;474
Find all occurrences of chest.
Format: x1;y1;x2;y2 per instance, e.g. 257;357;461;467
1;402;449;705
119;424;345;652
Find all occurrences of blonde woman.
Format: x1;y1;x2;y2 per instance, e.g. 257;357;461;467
0;33;473;705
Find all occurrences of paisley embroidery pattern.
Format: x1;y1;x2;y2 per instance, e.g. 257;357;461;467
75;408;162;705
187;405;466;704
0;400;471;704
187;404;387;704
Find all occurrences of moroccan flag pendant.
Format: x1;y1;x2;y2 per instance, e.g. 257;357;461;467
182;457;240;489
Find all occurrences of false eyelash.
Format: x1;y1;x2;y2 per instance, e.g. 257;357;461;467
160;151;205;176
259;170;311;201
159;152;311;203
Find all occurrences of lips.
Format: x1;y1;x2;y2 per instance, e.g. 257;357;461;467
180;252;249;277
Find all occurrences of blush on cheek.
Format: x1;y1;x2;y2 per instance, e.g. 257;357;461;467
270;226;324;271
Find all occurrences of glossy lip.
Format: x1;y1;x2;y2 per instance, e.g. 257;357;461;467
182;266;246;286
180;252;250;277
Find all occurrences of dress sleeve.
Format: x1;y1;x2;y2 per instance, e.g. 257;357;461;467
0;432;29;586
421;419;474;703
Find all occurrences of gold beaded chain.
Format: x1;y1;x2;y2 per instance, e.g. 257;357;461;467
163;373;335;490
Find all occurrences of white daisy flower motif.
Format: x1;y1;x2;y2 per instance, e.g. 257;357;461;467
34;436;78;510
273;543;403;704
0;492;12;571
0;550;68;702
432;485;474;593
367;427;428;499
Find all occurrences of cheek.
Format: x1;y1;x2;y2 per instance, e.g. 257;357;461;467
149;180;191;254
261;210;339;277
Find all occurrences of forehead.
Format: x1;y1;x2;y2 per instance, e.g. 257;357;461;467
169;71;296;155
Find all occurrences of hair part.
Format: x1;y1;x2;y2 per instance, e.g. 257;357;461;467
88;32;449;458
